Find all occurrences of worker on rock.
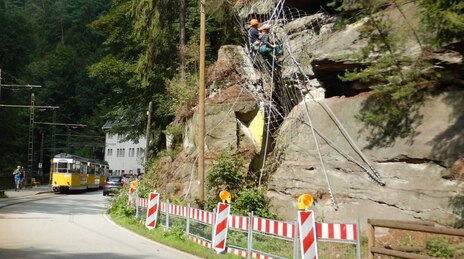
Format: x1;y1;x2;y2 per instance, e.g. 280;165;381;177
248;18;260;52
258;24;281;68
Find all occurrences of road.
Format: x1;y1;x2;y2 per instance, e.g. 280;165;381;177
0;191;198;259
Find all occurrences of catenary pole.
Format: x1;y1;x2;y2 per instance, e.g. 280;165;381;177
198;0;206;202
144;101;152;173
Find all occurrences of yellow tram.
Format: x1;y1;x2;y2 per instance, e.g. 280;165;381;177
51;153;109;193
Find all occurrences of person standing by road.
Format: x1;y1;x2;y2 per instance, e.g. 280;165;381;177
12;166;22;191
20;166;26;189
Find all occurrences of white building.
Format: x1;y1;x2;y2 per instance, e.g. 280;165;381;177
102;121;146;176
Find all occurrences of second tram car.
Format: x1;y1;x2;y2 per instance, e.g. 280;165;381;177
51;153;109;193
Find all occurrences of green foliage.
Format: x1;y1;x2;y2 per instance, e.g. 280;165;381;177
136;159;160;198
203;147;276;218
335;1;441;145
234;188;277;219
206;146;246;194
109;188;136;217
426;237;456;258
166;73;198;121
419;0;464;47
165;225;186;240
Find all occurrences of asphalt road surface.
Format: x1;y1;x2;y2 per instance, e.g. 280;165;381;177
0;191;198;259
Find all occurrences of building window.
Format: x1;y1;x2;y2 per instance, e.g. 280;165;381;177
129;148;135;157
108;133;114;139
116;148;125;157
117;134;123;141
136;148;144;157
107;148;112;156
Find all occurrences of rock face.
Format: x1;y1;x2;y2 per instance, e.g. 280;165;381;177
268;91;463;228
170;2;463;229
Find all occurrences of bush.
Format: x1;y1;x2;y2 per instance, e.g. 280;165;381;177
234;188;277;219
109;189;136;217
426;237;456;258
206;146;246;194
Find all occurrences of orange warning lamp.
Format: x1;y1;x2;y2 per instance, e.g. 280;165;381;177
130;180;138;189
298;194;313;210
219;190;231;204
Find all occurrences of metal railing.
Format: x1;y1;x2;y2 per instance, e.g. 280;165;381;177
134;195;361;258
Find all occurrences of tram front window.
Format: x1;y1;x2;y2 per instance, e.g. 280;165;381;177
57;162;68;173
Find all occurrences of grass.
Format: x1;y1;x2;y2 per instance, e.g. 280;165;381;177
110;212;242;259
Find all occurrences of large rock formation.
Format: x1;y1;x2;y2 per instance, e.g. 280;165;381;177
268;91;463;228
166;1;463;229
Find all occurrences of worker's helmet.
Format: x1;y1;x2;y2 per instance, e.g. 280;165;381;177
259;24;271;31
249;19;259;26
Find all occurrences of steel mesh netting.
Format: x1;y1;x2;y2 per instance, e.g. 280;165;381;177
188;220;213;242
251;231;294;259
226;228;248;253
138;206;147;222
234;1;333;137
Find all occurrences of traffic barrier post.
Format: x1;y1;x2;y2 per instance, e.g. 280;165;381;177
212;203;230;253
145;191;160;230
298;210;318;259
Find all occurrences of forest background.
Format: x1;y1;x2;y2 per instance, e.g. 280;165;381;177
0;0;240;175
0;0;462;181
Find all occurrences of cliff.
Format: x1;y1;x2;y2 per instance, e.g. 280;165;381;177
162;1;463;228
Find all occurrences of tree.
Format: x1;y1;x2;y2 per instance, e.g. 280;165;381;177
0;2;36;172
419;0;464;47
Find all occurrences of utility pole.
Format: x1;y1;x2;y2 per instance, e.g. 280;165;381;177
28;93;35;179
39;132;44;184
0;69;44;187
144;101;152;173
52;110;56;156
198;0;206;202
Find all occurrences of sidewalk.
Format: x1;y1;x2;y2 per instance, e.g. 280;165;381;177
2;185;53;199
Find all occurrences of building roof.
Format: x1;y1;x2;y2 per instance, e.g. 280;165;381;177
101;120;118;130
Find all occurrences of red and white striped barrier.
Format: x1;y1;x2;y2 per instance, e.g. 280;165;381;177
298;210;318;259
252;217;294;238
160;201;166;212
127;186;136;206
316;223;357;242
145;192;160;230
190;207;214;224
226;247;247;257
167;203;188;217
212;203;231;253
136;197;148;208
225;247;273;259
228;215;249;230
189;236;212;248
